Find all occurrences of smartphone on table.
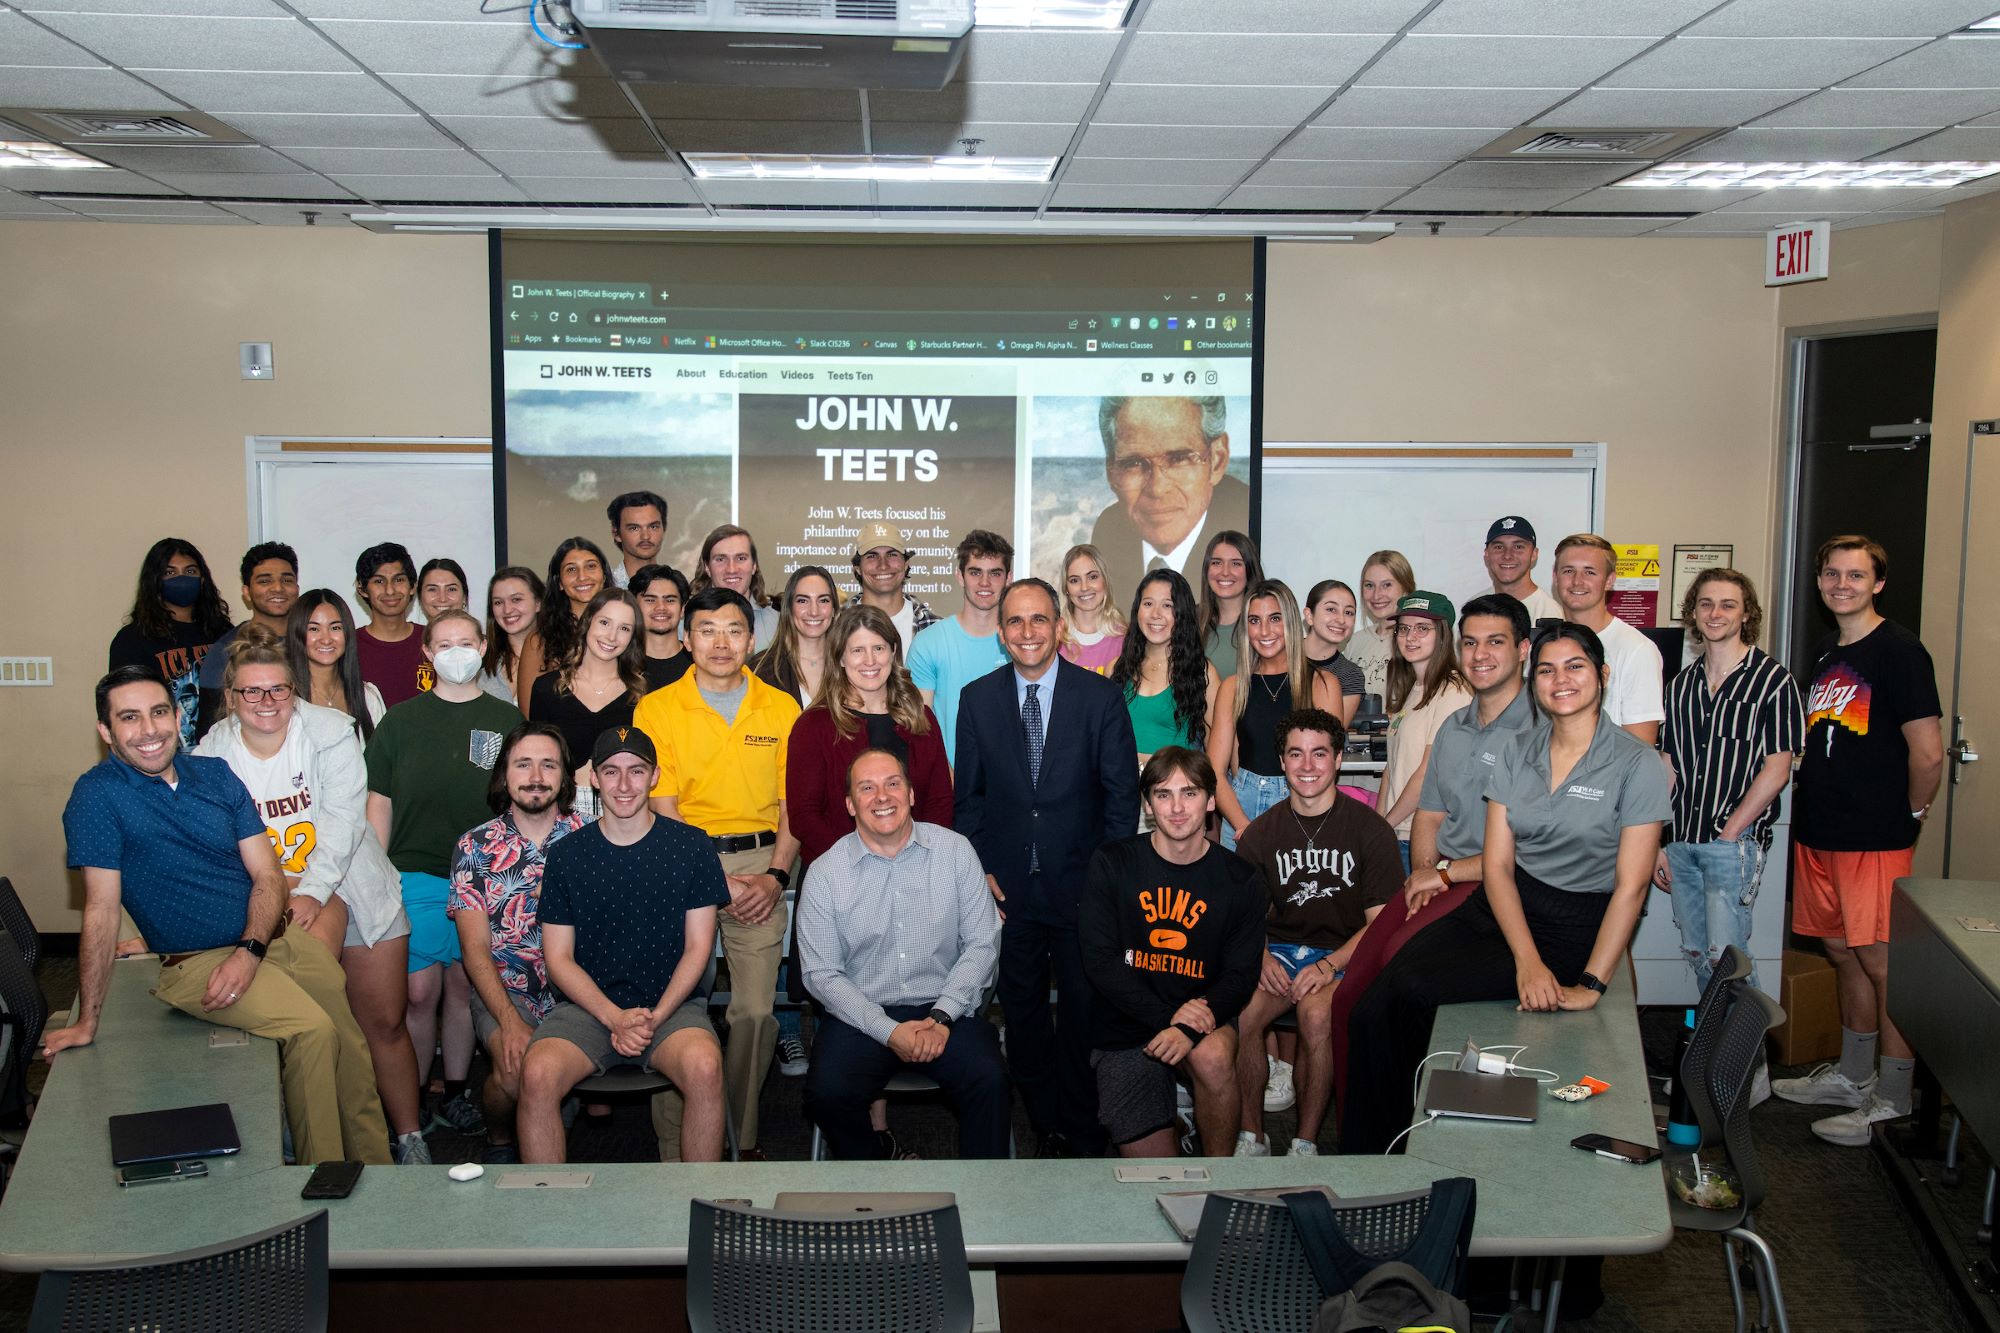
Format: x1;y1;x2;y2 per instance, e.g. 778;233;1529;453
301;1160;365;1200
1571;1133;1662;1165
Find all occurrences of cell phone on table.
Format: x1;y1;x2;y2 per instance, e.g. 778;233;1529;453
1571;1133;1661;1165
301;1160;365;1199
117;1160;208;1187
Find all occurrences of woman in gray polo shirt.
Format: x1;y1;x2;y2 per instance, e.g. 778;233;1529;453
1340;621;1669;1154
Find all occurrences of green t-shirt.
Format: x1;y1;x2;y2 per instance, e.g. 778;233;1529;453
365;691;525;876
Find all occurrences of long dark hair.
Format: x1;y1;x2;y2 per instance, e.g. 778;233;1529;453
1111;569;1209;748
128;538;232;641
554;587;647;703
536;537;610;667
287;588;374;742
1529;621;1608;717
757;565;840;699
482;565;546;680
1196;529;1262;647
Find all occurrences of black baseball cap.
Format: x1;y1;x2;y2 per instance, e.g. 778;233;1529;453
1486;516;1536;546
592;726;656;767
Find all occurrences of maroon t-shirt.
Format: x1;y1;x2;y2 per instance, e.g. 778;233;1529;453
355;625;431;709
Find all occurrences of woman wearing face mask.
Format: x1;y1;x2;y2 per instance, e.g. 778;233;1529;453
1197;530;1262;681
528;588;646;819
354;541;428;709
417;558;469;622
1341;622;1669;1154
366;611;526;1139
110;537;235;747
1302;579;1364;727
481;566;545;706
1057;544;1125;675
755;566;840;706
288;590;385;742
1349;550;1415;712
518;538;608;713
196;627;424;1164
1379;592;1475;872
1208;579;1342;850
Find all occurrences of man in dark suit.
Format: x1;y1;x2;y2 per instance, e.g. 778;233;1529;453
955;577;1140;1157
1088;395;1252;602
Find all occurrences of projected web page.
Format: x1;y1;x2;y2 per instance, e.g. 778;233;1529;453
500;273;1256;613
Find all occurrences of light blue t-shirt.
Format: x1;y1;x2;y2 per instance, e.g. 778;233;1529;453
908;616;1005;762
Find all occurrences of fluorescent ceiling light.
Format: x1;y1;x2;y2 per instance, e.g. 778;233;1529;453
1959;11;2000;29
0;140;113;169
1617;160;2000;189
974;0;1132;28
684;153;1058;183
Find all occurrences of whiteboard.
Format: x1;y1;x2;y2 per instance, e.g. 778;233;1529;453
249;439;495;613
1259;444;1603;612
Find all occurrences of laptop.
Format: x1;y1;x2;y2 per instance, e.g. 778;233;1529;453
1421;1069;1540;1124
108;1102;242;1167
772;1191;956;1215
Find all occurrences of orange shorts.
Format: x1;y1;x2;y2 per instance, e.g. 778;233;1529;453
1791;844;1913;948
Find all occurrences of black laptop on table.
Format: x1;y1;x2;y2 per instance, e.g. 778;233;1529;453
108;1102;242;1167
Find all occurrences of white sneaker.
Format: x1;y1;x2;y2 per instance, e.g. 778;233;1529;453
1175;1082;1194;1112
1263;1056;1296;1113
1811;1093;1907;1147
394;1131;432;1166
1770;1062;1875;1109
1750;1063;1772;1109
1234;1130;1269;1157
1289;1137;1319;1157
776;1036;809;1077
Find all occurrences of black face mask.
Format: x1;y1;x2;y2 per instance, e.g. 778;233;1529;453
161;575;202;608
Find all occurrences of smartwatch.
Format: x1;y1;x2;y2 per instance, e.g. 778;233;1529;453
235;938;268;959
1576;971;1607;995
927;1008;953;1027
767;866;792;890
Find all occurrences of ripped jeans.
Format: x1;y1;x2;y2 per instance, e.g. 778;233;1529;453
1665;837;1766;992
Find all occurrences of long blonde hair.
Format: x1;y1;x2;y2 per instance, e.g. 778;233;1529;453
1058;543;1126;640
1230;579;1312;724
815;604;931;739
1359;550;1415;629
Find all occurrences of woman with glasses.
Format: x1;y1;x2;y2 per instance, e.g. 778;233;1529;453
1197;531;1262;681
1340;621;1669;1153
1378;592;1474;872
1350;551;1415;711
1207;579;1342;850
196;626;427;1164
289;589;385;742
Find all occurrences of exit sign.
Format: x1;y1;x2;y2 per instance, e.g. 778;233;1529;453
1765;220;1830;286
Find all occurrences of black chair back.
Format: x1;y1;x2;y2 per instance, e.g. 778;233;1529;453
1705;986;1786;1214
28;1209;328;1333
1679;944;1753;1146
0;880;39;972
0;929;47;1125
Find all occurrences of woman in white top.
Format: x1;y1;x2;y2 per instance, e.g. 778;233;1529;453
1377;590;1475;870
288;590;385;742
197;627;427;1163
1348;550;1414;711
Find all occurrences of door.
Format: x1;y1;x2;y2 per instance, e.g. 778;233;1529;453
1944;420;2000;877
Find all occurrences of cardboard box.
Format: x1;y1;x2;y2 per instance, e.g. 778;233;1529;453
1774;948;1841;1066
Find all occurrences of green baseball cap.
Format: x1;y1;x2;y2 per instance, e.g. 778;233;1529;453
1394;590;1455;624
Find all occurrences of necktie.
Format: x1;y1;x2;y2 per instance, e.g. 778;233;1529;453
1023;682;1044;872
1147;555;1167;573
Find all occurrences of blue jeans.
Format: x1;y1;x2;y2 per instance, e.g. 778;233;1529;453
1224;769;1288;851
1665;839;1766;992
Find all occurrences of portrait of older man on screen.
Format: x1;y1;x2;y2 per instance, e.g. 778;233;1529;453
1089;396;1251;602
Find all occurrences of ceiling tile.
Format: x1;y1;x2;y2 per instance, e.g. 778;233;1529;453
1754;87;2000;127
1358;34;1655;88
20;0;284;11
83;212;251;223
329;173;526;201
283;146;498;175
1218;184;1405;209
1713;185;1958;211
1649;215;1803;233
0;188;80;213
1598;36;1926;89
1413;0;1719;37
1551;186;1757;211
1060;156;1256;185
140;69;414;113
511;176;702;205
873;181;1052;206
217;201;361;224
1277;126;1510;160
477;150;684;179
1094;83;1333;127
36;13;359;72
1382;217;1513;234
78;144;305;174
651;119;865;155
0;164;182;192
1049;182;1228;207
959;31;1121;83
1535;86;1808;126
1427;159;1644;187
1684;127;1933;159
1884;127;2000;159
869;121;1077;155
1843;38;2000;88
141;170;353;197
694;179;873;206
0;208;87;218
216;112;452;149
1115;33;1389;86
290;0;527;17
0;64;179;107
1313;85;1568;127
0;9;109;64
1243;158;1447;186
1141;0;1428;33
1833;209;1946;229
867;83;1096;123
312;18;589;79
1389;184;1590;210
1077;123;1288;158
436;115;661;152
1686;0;1999;39
631;85;859;122
382;73;630;119
1499;215;1682;234
64;196;232;216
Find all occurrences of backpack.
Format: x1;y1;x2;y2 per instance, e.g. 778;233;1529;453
1310;1260;1472;1333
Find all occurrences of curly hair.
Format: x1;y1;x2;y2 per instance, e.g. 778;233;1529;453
1110;569;1210;748
1679;567;1764;646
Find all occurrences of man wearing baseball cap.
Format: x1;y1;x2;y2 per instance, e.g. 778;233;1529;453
1481;516;1563;625
515;725;733;1164
852;520;939;655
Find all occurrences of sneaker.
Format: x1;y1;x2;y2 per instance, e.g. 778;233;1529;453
1234;1130;1269;1157
1750;1063;1772;1109
430;1090;486;1135
1175;1082;1194;1112
480;1140;521;1165
1811;1093;1907;1147
1770;1062;1875;1109
1263;1056;1296;1113
1289;1138;1319;1157
777;1036;809;1077
393;1131;432;1165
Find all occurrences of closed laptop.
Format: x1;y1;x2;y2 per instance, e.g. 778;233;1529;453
108;1102;242;1166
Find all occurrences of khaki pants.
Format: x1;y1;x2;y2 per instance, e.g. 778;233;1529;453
152;933;391;1165
651;844;788;1154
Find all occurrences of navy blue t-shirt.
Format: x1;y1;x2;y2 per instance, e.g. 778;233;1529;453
538;817;732;1011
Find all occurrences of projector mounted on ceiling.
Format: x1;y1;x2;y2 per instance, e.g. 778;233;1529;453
569;0;973;91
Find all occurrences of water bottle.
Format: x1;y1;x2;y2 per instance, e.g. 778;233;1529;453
1666;1007;1701;1147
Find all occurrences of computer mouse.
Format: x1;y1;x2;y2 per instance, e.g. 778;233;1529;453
447;1162;484;1182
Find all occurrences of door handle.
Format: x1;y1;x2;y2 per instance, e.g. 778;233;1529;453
1952;737;1980;784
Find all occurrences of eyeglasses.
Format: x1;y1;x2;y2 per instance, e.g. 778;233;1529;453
1394;622;1438;638
1108;448;1210;489
232;684;294;703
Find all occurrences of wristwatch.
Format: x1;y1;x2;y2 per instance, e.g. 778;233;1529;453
1434;858;1453;886
1576;971;1607;995
767;866;792;889
234;938;268;959
927;1008;953;1027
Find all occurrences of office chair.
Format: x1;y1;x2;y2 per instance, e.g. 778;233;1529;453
808;1068;1016;1161
1679;945;1755;1144
573;954;739;1160
0;880;40;971
0;927;48;1133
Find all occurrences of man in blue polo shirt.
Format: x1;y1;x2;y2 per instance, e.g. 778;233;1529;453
46;666;390;1165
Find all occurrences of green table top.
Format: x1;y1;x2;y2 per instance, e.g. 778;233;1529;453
1894;878;2000;991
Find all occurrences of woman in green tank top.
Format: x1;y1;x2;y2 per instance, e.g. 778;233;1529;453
1110;569;1219;764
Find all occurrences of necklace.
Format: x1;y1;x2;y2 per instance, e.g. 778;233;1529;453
1256;671;1287;701
1290;800;1334;853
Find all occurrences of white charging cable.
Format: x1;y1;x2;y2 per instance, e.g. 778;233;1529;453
1480;1044;1560;1083
1384;1112;1441;1156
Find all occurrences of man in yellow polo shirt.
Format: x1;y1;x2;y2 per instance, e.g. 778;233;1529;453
634;585;801;1157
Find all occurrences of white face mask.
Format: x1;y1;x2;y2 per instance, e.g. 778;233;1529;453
432;645;483;685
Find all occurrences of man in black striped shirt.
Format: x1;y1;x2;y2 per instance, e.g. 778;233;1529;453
1655;569;1804;994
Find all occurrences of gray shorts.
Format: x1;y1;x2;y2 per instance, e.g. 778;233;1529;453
529;999;716;1076
468;985;542;1047
1091;1046;1181;1147
341;899;412;951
